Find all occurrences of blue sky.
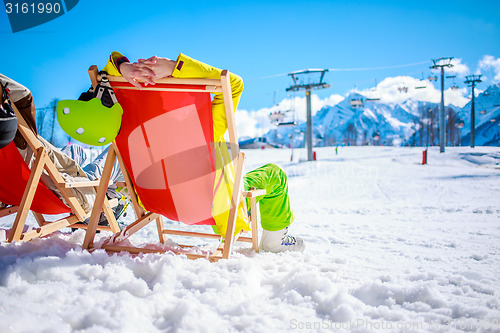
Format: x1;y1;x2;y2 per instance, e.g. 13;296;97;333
1;0;499;112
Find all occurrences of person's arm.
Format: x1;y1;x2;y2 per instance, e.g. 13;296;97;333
101;51;127;76
102;51;156;89
136;56;176;79
108;52;244;141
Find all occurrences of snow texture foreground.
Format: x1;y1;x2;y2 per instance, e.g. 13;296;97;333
1;146;499;332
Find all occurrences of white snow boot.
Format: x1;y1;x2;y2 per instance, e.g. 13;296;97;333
260;227;305;253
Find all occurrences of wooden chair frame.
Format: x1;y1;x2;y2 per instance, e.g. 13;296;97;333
0;87;120;242
82;66;264;261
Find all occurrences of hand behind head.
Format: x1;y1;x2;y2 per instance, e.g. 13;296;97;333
119;62;156;89
137;56;176;79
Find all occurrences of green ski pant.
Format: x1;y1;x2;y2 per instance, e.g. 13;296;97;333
243;163;294;231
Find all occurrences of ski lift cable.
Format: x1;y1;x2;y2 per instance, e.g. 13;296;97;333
249;60;431;80
330;69;427;88
328;60;430;72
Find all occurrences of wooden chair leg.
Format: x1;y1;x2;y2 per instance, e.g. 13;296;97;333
250;197;259;252
114;144;145;218
222;152;245;259
156;216;165;243
83;147;117;249
22;214;80;241
105;212;159;245
101;195;120;233
8;147;47;242
32;212;46;226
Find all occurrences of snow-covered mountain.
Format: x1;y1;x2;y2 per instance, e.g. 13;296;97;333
262;84;500;147
459;84;500;146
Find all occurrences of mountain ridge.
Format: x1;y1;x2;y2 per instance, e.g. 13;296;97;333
259;84;500;147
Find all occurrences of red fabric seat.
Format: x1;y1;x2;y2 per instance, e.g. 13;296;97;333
111;82;216;225
0;142;70;214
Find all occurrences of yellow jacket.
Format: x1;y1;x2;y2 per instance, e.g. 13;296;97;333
103;52;249;237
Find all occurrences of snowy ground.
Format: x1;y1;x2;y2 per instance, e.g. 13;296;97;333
1;146;499;332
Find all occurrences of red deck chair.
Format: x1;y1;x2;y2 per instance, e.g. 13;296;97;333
83;66;264;261
0;86;120;242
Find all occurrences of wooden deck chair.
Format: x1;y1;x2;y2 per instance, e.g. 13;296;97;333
0;86;120;242
82;66;265;261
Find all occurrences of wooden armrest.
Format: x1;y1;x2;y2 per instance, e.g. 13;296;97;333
108;198;119;208
115;181;127;188
64;180;115;188
64;181;101;188
0;205;19;217
242;189;266;198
